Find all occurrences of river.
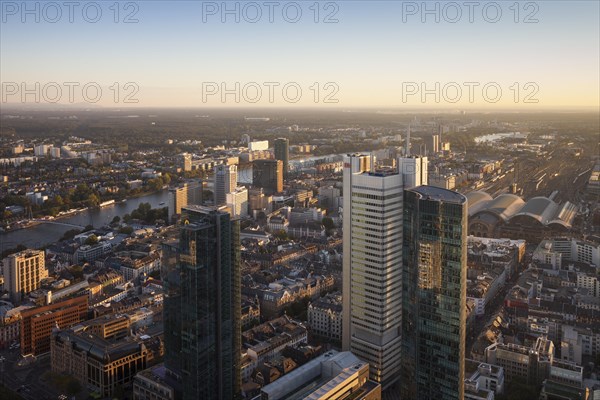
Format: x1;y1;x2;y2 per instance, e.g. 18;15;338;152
0;190;169;252
474;132;528;144
238;153;345;184
1;153;347;252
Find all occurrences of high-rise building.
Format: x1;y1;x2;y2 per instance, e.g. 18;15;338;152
162;205;241;400
226;186;249;218
2;249;48;303
214;164;238;206
181;153;192;172
398;155;429;188
248;187;273;213
273;138;289;178
426;134;440;155
168;182;202;221
401;185;468;400
253;159;283;195
168;185;188;221
342;153;427;389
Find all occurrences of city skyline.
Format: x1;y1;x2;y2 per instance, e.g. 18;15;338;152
0;1;599;399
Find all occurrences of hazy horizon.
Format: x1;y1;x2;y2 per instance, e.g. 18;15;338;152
2;1;599;109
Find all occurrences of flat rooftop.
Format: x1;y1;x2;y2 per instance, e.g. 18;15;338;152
410;185;466;204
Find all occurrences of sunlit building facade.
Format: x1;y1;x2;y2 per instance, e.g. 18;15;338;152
401;186;468;400
342;153;427;389
273;137;289;178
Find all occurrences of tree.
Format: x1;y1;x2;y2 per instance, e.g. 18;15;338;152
87;193;100;207
274;230;289;241
111;215;121;224
322;217;334;231
60;228;81;241
52;194;64;207
69;265;84;280
1;244;27;259
148;177;164;192
84;235;99;245
65;378;81;396
119;226;134;234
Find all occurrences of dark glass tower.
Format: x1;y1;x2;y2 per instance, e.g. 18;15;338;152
273;138;289;178
401;186;467;400
252;159;283;195
162;205;241;400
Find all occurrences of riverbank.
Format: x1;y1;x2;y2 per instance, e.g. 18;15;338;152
1;189;165;234
1;190;170;253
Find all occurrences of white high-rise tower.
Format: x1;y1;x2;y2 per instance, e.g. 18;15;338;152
342;152;427;389
214;164;238;206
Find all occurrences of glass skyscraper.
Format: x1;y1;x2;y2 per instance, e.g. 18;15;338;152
162;205;241;400
273;137;289;178
401;186;467;400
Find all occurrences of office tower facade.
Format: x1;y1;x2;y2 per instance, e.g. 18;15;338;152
214;164;238;206
181;153;192;172
273;138;289;178
226;187;249;218
342;154;408;389
2;249;48;303
253;159;283;195
426;134;440;155
401;186;468;400
168;182;202;221
162;205;241;400
398;155;429;188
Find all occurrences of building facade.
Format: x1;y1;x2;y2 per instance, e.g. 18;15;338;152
51;318;158;398
162;205;241;400
226;186;249;218
2;249;48;303
168;182;202;221
308;293;342;341
20;295;88;356
253;159;283;195
260;351;381;400
273;138;289;178
214;164;238;206
401;186;468;400
343;153;427;389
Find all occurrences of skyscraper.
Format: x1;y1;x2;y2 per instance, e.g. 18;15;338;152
253;159;283;195
273;138;289;178
401;186;468;400
398;155;429;188
214;164;238;206
168;182;202;221
162;205;241;400
226;187;249;218
342;153;427;389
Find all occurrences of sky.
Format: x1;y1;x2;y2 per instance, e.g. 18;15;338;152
1;0;599;109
